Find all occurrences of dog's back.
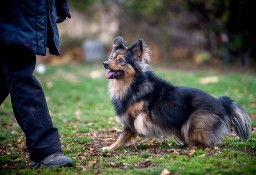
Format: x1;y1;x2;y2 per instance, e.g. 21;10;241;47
147;72;251;146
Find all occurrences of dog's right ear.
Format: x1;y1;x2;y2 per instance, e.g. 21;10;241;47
129;39;143;62
113;36;126;49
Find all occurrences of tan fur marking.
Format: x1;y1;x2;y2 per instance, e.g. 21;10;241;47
126;101;145;117
125;101;166;137
126;102;150;135
102;128;136;151
123;64;136;79
108;59;119;68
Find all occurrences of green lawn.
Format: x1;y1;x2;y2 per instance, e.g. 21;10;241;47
0;63;255;175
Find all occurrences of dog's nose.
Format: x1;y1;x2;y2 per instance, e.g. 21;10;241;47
103;61;109;68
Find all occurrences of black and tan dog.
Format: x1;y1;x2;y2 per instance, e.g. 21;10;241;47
102;36;251;151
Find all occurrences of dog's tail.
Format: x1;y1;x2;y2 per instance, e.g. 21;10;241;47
219;96;251;140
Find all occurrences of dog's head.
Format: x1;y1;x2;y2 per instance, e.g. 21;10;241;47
103;36;152;79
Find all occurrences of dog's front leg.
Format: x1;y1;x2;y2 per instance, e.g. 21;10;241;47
102;128;136;151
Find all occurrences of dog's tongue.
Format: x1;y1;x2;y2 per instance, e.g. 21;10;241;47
106;71;115;79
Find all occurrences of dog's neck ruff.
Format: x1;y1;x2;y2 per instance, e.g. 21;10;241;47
110;73;153;116
108;79;132;100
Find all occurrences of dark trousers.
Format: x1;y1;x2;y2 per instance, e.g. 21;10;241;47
0;47;62;161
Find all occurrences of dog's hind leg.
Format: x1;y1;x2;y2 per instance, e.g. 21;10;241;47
183;111;229;147
102;128;136;151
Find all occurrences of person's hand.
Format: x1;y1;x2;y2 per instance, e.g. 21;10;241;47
56;0;71;23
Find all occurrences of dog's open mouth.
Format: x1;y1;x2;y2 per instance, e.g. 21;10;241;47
106;70;124;79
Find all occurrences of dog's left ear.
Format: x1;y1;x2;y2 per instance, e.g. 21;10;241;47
113;36;126;49
129;39;143;62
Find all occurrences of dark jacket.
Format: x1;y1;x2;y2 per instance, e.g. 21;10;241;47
0;0;60;56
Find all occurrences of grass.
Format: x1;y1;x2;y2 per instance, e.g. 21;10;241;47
0;63;255;175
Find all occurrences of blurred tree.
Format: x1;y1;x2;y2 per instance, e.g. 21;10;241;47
187;0;256;66
68;0;95;12
227;0;256;66
68;0;256;66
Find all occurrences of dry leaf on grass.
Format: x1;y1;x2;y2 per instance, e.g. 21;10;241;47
86;160;97;167
199;76;219;84
188;149;196;156
161;168;171;175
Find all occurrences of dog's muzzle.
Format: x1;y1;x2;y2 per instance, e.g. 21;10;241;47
103;61;109;69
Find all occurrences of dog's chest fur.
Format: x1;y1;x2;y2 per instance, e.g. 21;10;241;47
109;77;166;137
119;101;165;137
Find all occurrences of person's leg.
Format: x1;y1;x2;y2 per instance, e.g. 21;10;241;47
0;60;9;105
1;47;62;162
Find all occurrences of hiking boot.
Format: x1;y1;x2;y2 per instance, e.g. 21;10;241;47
30;152;73;168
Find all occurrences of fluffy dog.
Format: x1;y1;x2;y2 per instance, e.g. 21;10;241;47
102;36;251;151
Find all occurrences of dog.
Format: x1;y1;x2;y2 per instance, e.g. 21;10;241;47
102;36;251;151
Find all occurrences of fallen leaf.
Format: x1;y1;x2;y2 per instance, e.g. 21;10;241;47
46;82;53;89
81;167;87;173
135;159;155;168
213;146;219;150
199;154;206;157
74;109;82;116
11;130;18;135
188;149;196;156
86;160;97;167
171;149;180;155
17;141;26;148
199;76;219;84
161;168;171;175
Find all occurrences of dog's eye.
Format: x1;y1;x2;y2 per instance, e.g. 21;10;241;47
118;58;125;63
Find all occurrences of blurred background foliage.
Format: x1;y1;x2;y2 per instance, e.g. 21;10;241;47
52;0;256;68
